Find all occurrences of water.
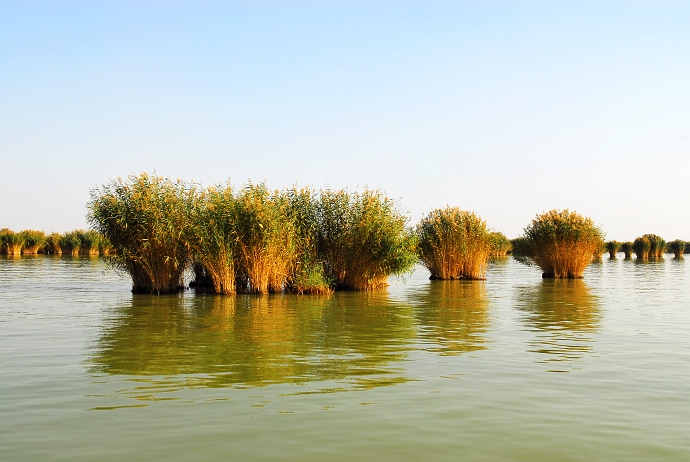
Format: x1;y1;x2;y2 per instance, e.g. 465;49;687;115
1;255;689;461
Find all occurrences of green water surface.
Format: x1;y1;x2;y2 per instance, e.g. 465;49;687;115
1;255;688;460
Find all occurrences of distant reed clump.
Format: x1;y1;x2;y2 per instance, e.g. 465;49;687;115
605;240;621;258
620;241;634;259
416;207;491;280
519;209;604;279
0;228;111;255
88;173;197;294
668;239;686;259
488;231;512;257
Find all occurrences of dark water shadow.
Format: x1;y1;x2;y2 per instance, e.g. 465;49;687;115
515;279;600;369
88;291;415;395
408;280;489;356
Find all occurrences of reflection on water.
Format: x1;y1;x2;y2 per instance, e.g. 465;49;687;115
89;291;415;395
516;279;600;368
410;281;489;355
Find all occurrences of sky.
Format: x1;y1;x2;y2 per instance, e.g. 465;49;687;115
1;1;689;240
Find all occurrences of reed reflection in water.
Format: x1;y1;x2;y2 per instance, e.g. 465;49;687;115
89;290;415;396
516;279;600;368
411;280;489;356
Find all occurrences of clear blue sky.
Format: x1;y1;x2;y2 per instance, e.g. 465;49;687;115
1;1;688;240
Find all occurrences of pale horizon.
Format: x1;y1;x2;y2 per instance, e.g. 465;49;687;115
2;2;688;241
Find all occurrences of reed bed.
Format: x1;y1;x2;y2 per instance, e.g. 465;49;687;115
668;239;686;258
416;207;491;280
620;241;634;259
606;240;621;258
88;173;197;294
488;231;512;257
519;209;604;278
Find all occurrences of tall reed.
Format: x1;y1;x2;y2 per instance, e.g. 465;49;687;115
191;184;237;294
620;241;634;259
44;232;63;254
19;230;46;254
668;239;686;258
416;207;491;280
592;241;607;262
520;209;604;278
77;229;103;255
488;231;512;257
605;240;621;258
632;236;651;260
231;183;298;294
0;228;24;255
88;173;197;294
316;189;418;290
642;234;666;258
284;187;333;294
59;231;82;256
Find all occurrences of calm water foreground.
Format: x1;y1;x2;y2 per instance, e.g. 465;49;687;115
1;255;689;461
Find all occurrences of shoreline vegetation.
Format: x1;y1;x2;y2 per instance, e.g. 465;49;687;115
3;173;688;294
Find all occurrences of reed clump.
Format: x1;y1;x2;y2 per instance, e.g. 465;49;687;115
284;187;333;294
668;239;686;259
88;173;197;294
605;240;621;258
59;231;82;256
641;234;666;258
19;230;46;254
416;207;491;280
620;241;634;259
1;228;25;255
315;189;418;290
191;184;238;295
44;232;63;254
633;236;651;259
488;231;512;257
519;209;604;278
230;183;298;294
76;229;103;255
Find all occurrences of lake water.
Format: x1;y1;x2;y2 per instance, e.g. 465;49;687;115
1;255;689;461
